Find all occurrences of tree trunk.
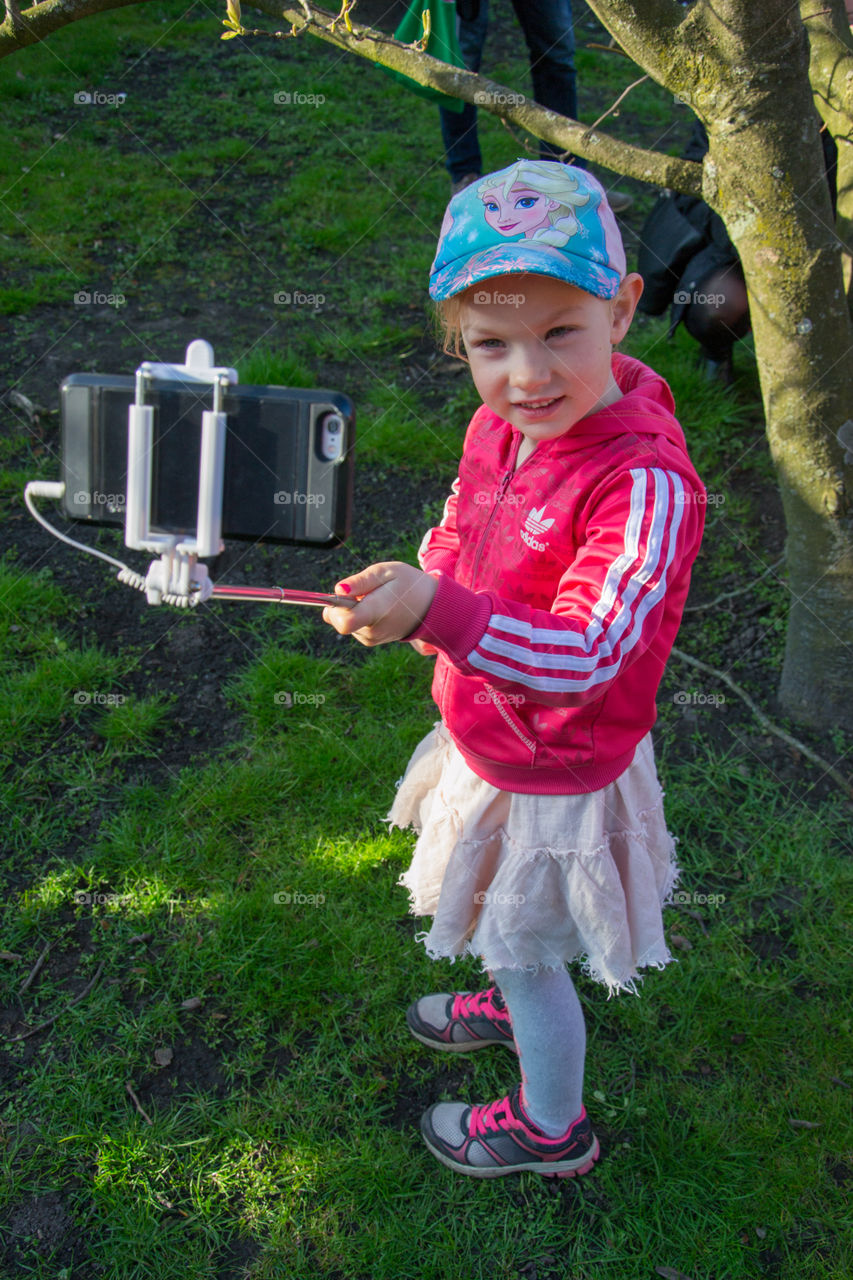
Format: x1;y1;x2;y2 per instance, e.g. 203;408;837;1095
700;10;853;728
591;0;853;729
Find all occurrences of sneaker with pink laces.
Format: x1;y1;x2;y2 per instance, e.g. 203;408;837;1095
420;1084;600;1178
406;986;517;1053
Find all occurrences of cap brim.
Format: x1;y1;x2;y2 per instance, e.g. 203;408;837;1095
429;242;622;302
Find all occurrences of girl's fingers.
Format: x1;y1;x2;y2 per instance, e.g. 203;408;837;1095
333;561;415;599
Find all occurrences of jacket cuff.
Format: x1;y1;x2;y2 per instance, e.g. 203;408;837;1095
407;573;492;660
419;548;458;577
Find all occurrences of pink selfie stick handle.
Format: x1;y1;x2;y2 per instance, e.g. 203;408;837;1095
210;584;357;607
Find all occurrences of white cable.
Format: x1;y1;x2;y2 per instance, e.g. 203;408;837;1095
23;482;203;607
25;482;132;573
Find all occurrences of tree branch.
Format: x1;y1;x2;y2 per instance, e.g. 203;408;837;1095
0;0;701;193
0;0;157;54
670;647;853;804
246;0;701;191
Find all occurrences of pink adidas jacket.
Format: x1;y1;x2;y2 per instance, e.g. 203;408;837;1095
407;354;706;794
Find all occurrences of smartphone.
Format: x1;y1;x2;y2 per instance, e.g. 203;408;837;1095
60;374;354;546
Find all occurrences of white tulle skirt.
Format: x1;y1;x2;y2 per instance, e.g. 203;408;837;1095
388;722;680;996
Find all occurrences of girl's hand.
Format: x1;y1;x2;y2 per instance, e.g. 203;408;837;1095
322;562;438;647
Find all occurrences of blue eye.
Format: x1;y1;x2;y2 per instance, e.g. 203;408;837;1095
515;196;537;209
485;200;498;212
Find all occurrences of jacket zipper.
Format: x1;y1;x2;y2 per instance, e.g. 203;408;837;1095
470;434;521;586
486;686;537;754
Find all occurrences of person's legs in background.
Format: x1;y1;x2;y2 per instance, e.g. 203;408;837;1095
683;263;750;384
510;0;579;159
510;0;632;209
440;0;490;189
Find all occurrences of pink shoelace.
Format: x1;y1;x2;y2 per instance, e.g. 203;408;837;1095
450;987;506;1021
470;1095;516;1138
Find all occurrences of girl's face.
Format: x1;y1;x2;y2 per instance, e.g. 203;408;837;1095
458;273;642;447
481;184;559;237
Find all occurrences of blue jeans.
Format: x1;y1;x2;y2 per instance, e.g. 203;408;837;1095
439;0;580;181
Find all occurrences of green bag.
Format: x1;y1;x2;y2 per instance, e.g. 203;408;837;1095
382;0;466;113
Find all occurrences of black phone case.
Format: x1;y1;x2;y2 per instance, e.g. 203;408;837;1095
60;374;354;546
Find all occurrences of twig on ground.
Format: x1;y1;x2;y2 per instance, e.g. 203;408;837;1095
684;556;786;612
5;961;105;1042
125;1082;154;1125
19;939;50;994
669;647;853;802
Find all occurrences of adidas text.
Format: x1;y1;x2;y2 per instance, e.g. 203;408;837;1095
520;528;547;551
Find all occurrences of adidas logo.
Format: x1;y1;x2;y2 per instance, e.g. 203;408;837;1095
521;505;554;551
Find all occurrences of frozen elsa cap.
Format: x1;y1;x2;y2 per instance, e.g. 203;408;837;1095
429;159;627;301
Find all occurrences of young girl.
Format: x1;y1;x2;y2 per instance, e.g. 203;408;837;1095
323;159;706;1179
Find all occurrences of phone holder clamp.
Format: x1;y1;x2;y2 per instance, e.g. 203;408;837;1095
125;339;237;604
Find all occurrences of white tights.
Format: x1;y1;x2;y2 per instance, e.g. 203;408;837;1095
491;964;586;1136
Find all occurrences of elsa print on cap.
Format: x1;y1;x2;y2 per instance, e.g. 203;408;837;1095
429;159;627;302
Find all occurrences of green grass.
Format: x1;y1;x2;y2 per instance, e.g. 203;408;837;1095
2;641;851;1278
1;2;852;1278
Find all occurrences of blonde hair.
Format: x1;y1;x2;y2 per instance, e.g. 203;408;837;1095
432;292;469;360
